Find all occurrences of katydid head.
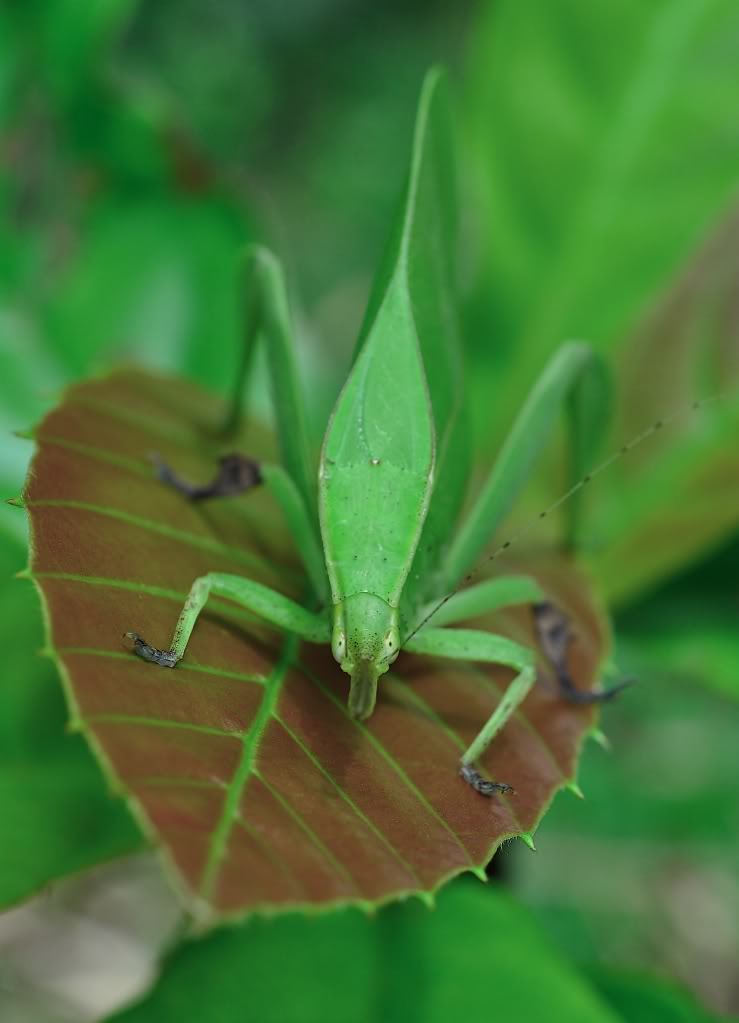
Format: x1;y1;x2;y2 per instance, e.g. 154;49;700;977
331;593;401;720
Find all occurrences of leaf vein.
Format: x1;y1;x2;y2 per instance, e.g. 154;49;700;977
274;713;424;887
80;714;241;738
301;664;477;866
254;772;360;895
198;634;296;901
27;498;281;575
233;817;308;899
55;646;266;685
388;675;525;832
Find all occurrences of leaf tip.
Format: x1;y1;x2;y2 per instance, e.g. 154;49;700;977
416;890;436;910
5;495;25;508
520;833;537;852
566;780;585;800
601;657;621;680
470;865;488;884
13;426;36;440
589;727;612;752
14;567;31;579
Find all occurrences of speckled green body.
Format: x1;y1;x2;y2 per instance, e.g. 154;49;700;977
319;282;438;716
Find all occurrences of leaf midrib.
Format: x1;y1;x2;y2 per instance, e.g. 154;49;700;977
198;632;298;901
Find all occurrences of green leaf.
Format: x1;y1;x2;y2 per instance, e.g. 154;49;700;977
0;749;141;909
0;540;141;909
465;0;739;438
588;967;728;1023
24;368;609;919
620;607;739;704
528;660;739;846
27;0;141;106
0;315;67;546
45;197;250;388
614;533;739;703
106;883;622;1023
511;650;739;992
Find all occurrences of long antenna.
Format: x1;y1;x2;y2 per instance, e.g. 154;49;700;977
403;392;727;643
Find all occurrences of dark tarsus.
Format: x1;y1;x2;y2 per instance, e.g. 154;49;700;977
532;601;633;704
151;452;262;500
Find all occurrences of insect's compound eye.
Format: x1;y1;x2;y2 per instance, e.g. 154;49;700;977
383;627;401;664
331;628;347;664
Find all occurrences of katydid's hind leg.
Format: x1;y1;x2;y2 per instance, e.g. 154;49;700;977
125;571;330;669
532;601;632;704
151;452;262;501
459;764;513;797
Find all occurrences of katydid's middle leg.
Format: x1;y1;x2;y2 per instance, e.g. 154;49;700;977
126;572;329;667
418;574;545;628
404;627;536;796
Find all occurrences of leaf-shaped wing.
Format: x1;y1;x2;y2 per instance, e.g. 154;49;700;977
323;68;469;614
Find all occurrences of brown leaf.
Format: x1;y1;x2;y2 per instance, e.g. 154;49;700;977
24;369;609;920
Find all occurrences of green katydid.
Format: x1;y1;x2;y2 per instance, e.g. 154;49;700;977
126;68;628;797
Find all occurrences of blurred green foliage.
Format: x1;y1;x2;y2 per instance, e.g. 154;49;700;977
465;2;739;425
1;0;738;1020
109;883;722;1023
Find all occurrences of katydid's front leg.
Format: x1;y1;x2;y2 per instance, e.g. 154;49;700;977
404;627;536;796
126;573;329;667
